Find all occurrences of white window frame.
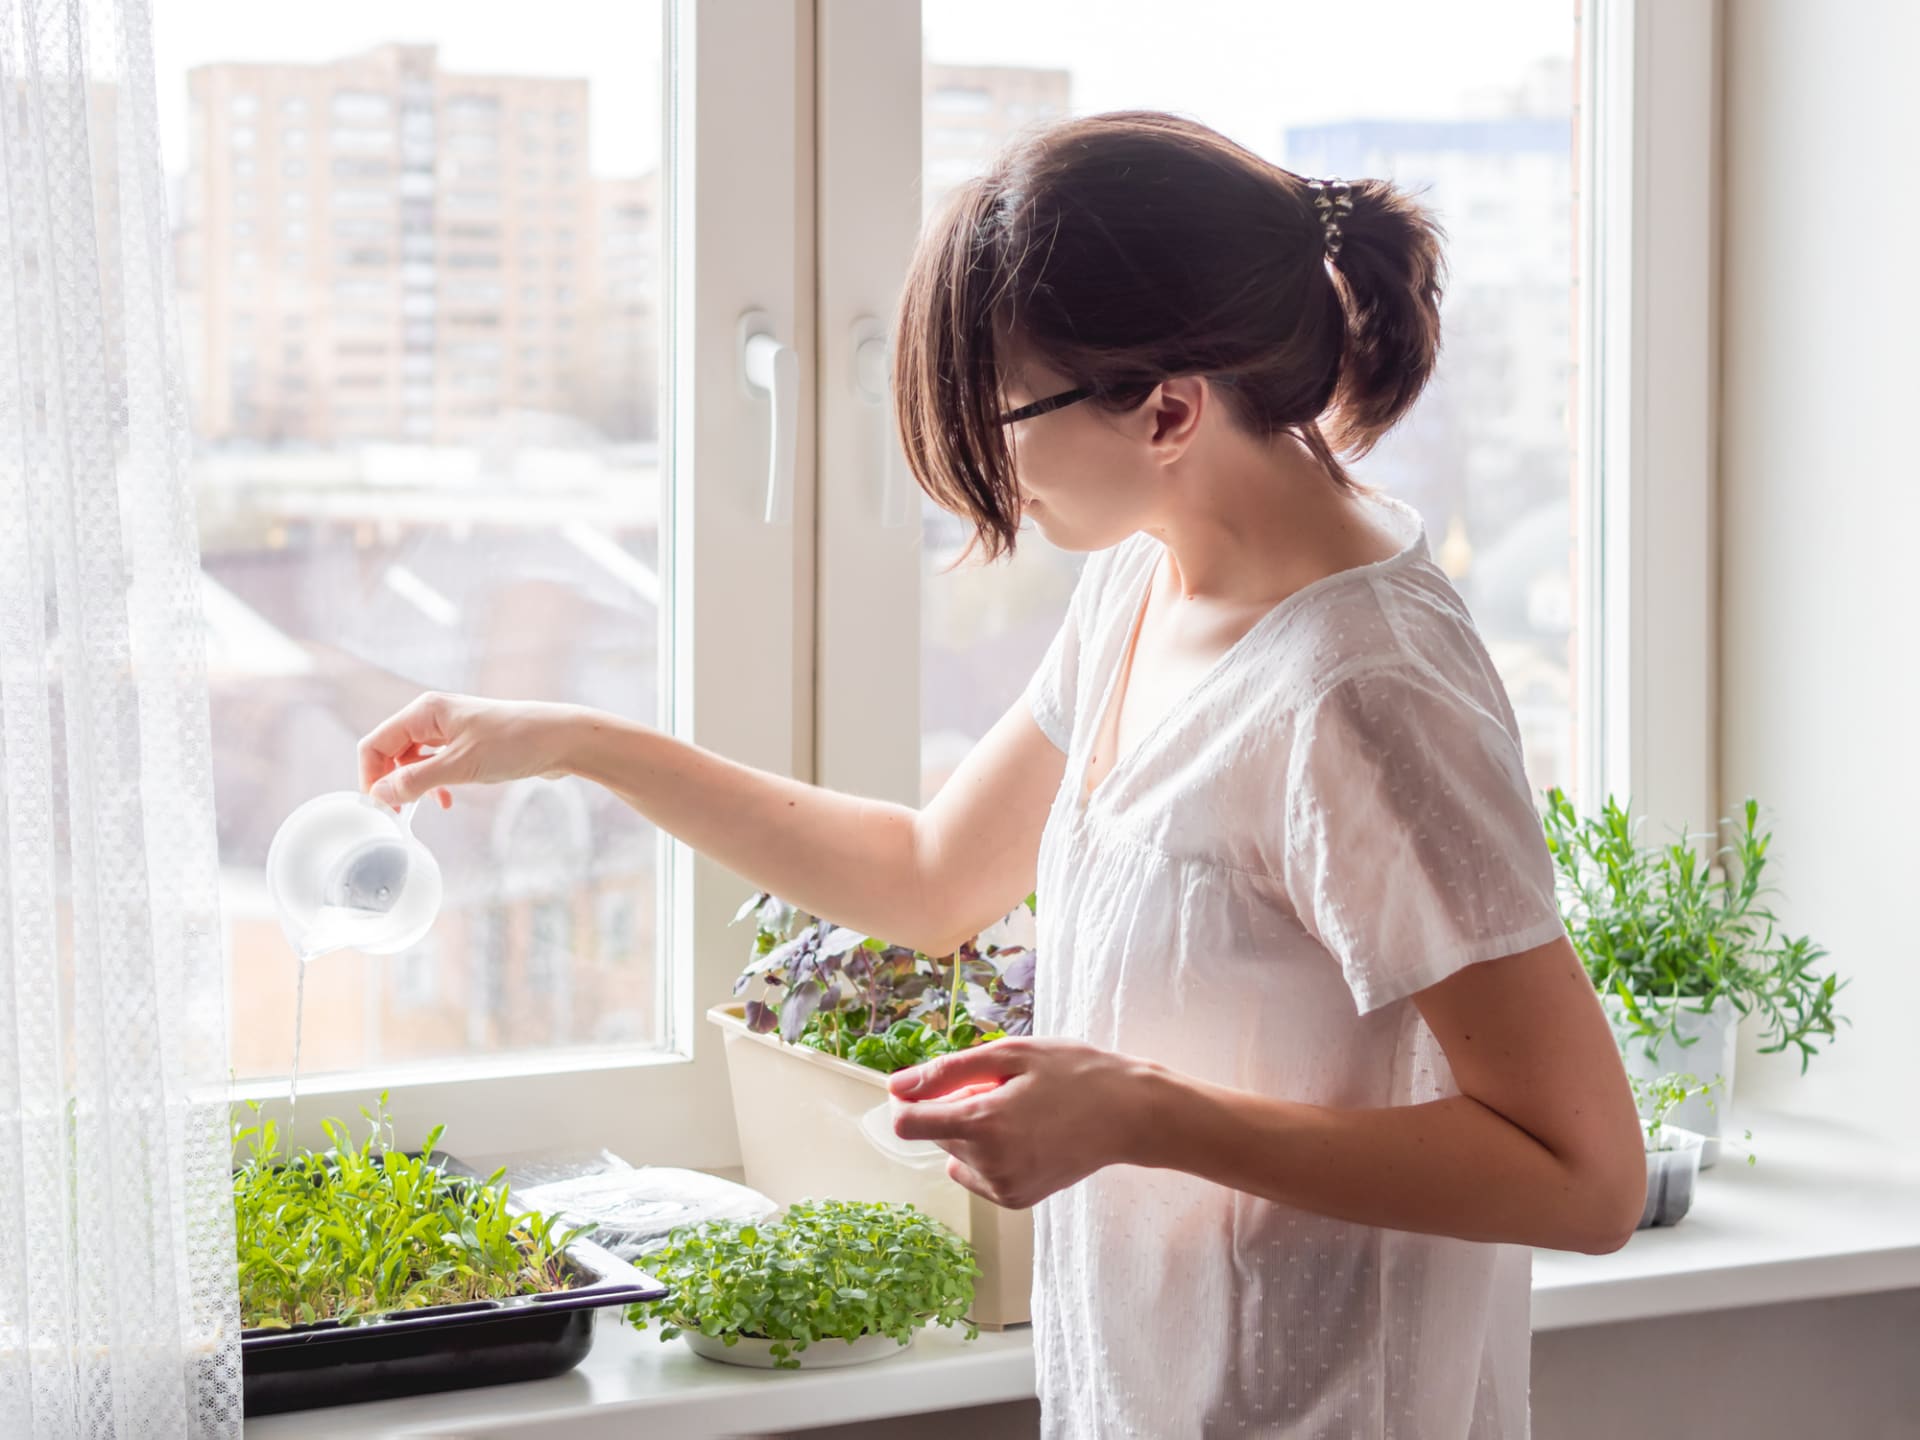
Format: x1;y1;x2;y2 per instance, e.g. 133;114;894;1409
245;0;816;1170
815;0;922;803
1582;0;1720;835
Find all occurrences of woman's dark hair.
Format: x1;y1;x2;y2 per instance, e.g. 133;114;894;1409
893;110;1448;559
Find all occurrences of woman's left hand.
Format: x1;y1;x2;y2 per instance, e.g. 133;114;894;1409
888;1038;1154;1210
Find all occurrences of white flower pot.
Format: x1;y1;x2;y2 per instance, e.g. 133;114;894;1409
1639;1126;1706;1228
1604;993;1739;1169
707;1003;1033;1328
683;1328;911;1369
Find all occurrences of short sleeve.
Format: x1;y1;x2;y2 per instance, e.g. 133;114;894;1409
1024;614;1077;752
1281;665;1568;1016
1022;551;1111;754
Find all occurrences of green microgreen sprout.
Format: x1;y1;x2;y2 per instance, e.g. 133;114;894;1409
625;1199;980;1368
233;1092;593;1330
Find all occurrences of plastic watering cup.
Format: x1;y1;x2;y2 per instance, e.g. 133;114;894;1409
265;791;443;961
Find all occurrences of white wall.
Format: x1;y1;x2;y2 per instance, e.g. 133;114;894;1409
1532;1289;1920;1440
1721;0;1920;1132
1532;6;1920;1436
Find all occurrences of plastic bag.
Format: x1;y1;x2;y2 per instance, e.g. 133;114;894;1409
510;1156;780;1260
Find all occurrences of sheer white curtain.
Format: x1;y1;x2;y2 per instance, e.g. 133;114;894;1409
0;0;241;1434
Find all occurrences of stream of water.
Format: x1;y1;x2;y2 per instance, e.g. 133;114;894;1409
289;955;308;1140
286;899;424;1139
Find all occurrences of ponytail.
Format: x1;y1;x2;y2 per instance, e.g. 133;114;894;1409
1319;178;1448;458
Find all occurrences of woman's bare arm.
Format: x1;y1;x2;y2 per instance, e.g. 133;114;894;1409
360;691;1066;955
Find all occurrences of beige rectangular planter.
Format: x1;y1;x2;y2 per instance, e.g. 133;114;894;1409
707;1002;1033;1329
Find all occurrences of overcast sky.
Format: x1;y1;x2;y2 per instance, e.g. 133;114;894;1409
153;1;1570;180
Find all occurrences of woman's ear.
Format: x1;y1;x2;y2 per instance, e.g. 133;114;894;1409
1143;375;1207;460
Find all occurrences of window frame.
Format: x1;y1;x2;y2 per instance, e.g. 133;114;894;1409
241;0;817;1169
814;0;924;804
1582;0;1720;834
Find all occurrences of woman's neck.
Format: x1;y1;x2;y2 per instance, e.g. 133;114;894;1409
1142;431;1398;605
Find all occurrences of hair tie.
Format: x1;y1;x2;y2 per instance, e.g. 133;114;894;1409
1305;177;1354;260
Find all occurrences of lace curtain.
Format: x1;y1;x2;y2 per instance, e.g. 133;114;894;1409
0;0;241;1432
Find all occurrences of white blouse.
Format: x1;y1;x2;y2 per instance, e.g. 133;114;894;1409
1023;494;1565;1439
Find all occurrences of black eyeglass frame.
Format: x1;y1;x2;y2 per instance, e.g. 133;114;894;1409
996;385;1095;426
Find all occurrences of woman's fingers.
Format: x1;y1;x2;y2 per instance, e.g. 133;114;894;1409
944;1153;995;1203
356;692;565;810
370;754;452;809
891;1092;993;1143
888;1038;1030;1100
357;694;452;795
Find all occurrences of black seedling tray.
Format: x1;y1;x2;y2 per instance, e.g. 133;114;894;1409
240;1154;669;1417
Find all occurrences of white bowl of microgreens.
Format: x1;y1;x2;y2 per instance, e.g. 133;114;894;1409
625;1199;981;1370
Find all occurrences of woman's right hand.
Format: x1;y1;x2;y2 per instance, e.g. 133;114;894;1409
357;691;584;811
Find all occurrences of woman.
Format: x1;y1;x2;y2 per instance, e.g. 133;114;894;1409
360;112;1645;1439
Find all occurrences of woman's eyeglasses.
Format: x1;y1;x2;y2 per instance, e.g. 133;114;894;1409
996;385;1094;426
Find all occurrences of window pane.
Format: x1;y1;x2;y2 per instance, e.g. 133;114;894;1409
157;4;669;1082
920;1;1579;804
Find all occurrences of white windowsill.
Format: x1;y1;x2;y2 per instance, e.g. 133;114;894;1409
1530;1106;1920;1330
250;1108;1920;1439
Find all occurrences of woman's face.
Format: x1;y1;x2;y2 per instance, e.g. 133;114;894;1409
1006;353;1167;552
998;353;1200;553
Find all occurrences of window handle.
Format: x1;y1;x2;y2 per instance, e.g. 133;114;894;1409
852;318;914;529
739;310;797;526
